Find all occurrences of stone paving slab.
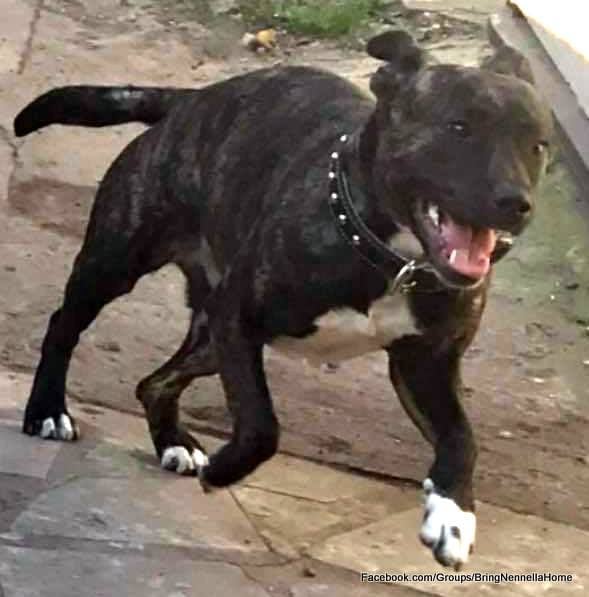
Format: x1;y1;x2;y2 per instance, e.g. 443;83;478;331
234;453;416;557
0;371;64;480
244;560;430;597
1;370;271;562
11;456;266;556
0;545;270;597
72;401;171;454
0;422;62;479
242;453;413;504
0;474;47;535
309;502;588;596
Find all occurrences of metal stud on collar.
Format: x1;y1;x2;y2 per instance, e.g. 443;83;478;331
328;134;350;237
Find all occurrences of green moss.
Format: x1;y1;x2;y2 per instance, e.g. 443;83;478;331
239;0;387;38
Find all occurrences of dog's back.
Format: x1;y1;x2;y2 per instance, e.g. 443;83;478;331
15;67;376;265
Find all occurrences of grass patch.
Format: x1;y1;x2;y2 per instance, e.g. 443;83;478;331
239;0;388;38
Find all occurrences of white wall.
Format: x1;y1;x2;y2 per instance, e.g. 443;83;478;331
514;0;589;117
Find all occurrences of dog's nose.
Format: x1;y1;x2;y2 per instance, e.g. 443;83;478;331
495;188;532;216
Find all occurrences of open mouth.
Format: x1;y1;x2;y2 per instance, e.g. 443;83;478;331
416;200;513;286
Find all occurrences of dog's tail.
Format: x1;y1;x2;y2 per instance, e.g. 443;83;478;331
13;85;195;137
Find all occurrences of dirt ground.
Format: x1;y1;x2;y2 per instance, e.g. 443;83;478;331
1;0;588;540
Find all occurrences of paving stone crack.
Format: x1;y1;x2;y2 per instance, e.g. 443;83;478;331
0;124;22;210
17;0;44;75
239;483;336;504
235;564;274;596
229;486;300;562
0;533;286;567
0;125;18;155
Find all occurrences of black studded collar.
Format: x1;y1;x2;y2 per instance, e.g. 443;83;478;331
327;134;445;294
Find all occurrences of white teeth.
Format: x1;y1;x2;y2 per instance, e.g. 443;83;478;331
428;204;440;227
449;249;470;265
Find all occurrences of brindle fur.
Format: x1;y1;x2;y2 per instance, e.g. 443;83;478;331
15;32;552;534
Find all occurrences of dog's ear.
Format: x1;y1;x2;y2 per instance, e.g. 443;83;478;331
367;30;422;66
481;45;535;85
367;31;424;99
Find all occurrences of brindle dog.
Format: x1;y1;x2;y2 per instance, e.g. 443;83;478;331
14;31;553;569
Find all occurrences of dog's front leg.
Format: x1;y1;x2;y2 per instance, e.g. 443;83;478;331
199;290;279;489
388;336;477;570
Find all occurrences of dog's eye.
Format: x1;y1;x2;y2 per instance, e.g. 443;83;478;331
447;120;471;138
533;141;549;156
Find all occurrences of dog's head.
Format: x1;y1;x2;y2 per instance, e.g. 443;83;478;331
363;31;554;288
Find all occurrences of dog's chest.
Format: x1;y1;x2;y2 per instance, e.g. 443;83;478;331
270;290;419;366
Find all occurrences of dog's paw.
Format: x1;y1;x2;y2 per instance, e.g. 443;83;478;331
161;446;209;476
419;478;476;570
23;413;78;441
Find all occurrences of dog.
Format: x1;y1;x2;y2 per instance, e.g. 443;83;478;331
14;31;553;569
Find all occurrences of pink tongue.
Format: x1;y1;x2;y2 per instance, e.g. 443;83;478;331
440;217;497;279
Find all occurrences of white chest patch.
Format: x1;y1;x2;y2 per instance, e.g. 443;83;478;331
270;287;419;367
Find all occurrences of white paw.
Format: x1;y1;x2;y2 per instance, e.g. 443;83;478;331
40;414;76;441
161;446;209;476
419;478;476;570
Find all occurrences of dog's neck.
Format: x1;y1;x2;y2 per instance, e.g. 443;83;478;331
337;127;402;243
327;127;437;292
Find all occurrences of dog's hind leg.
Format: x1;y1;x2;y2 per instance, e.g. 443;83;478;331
22;242;165;440
387;336;477;570
22;169;183;440
136;266;219;475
